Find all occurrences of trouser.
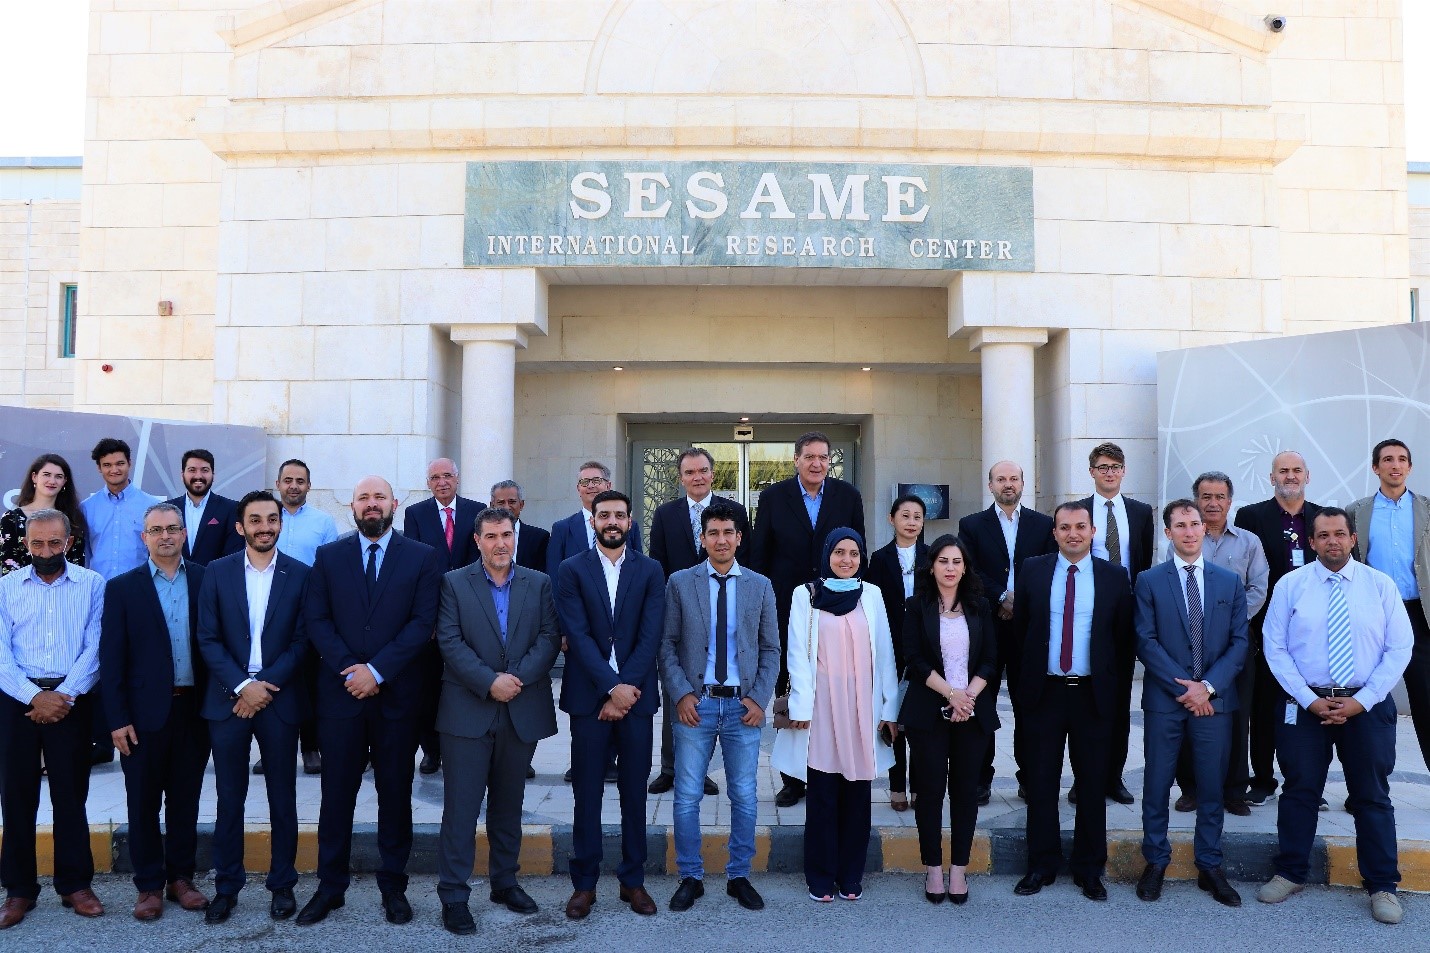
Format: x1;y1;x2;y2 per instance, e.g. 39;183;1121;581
981;616;1025;786
1105;647;1134;788
209;708;300;897
1248;649;1282;793
120;692;210;892
907;721;985;867
803;768;871;896
671;695;760;880
1;692;95;899
298;653;320;755
1177;656;1254;800
888;731;911;793
1024;679;1109;879
1142;708;1231;870
1274;695;1399;894
568;712;652;891
1397;600;1430;773
418;641;443;762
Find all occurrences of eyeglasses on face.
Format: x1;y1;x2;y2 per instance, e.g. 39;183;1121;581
1091;464;1124;474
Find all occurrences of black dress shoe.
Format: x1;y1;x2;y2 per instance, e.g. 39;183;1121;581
704;776;719;796
442;901;476;936
948;887;969;906
1225;798;1252;817
1197;867;1242;907
1108;781;1135;805
302;751;321;775
252;759;265;775
1014;872;1055;896
1072;874;1108;901
726;877;764;911
976;784;991;806
490;884;538;914
270;887;296;920
1136;863;1166;901
669;877;703;911
526;765;536;779
1067;787;1077;805
648;772;674;795
1174;793;1196;813
604;765;619;784
1016;784;1027;802
91;745;115;765
419;754;440;775
381;889;413;924
564;767;573;783
296;891;344;925
775;782;805;808
205;894;238;924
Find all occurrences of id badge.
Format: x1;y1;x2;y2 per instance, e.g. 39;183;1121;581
1285;700;1298;725
1290;549;1305;568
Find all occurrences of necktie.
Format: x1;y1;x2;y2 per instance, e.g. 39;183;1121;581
365;542;379;594
1185;564;1204;679
1104;501;1121;567
443;507;455;552
1326;574;1355;686
714;573;730;684
692;501;705;551
1060;564;1077;674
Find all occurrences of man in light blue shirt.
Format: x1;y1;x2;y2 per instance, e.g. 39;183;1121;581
79;437;160;582
274;459;339;566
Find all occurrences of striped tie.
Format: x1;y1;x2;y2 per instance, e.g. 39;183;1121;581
1326;574;1355;687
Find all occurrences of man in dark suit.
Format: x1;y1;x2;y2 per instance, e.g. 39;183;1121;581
402;457;486;776
547;460;643;580
100;501;210;921
1079;441;1154;806
647;447;747;795
297;476;441;927
196;490;311;924
1233;450;1322;804
557;490;664;921
165;449;242;566
747;430;864;807
1012;500;1134;902
1134;500;1248;907
958;460;1056;801
490;480;550;573
433;507;560;935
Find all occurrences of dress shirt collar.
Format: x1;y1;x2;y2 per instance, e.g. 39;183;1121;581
1312;558;1357;584
704;557;742;578
1056;551;1091;574
1094;491;1124;507
361;527;394;555
997;505;1019;524
688;493;714;510
1374;489;1411;507
481;562;513;589
149;557;186;582
1173;553;1205;573
598;546;626;570
18;563;75;587
244;551;277;575
1204;522;1240;540
106;482;135;503
186;491;210;511
800;480;825;501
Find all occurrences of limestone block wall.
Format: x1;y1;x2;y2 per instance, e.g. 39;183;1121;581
1412;206;1430;309
0;200;79;410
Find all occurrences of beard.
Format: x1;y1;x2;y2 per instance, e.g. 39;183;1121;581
596;525;629;550
356;511;394;538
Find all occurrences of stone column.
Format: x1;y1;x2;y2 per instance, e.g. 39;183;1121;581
968;327;1048;501
450;324;527;501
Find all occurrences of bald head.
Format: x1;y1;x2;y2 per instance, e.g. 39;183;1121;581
426;457;459;505
351;475;396;539
1269;451;1309;504
988;460;1025;510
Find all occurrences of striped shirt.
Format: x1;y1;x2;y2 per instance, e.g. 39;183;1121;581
0;562;106;705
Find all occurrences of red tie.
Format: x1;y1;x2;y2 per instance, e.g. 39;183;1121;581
1060;564;1078;674
443;507;454;551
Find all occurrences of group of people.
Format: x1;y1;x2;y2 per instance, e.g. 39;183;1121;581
0;430;1423;932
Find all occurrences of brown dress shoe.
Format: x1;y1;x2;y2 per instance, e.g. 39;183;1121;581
61;888;104;918
0;896;37;929
565;890;596;920
133;891;164;921
166;879;209;911
619;884;657;916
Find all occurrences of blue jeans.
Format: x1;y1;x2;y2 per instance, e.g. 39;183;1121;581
672;694;761;880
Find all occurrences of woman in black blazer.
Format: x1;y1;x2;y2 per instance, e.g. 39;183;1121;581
899;534;999;905
863;493;927;812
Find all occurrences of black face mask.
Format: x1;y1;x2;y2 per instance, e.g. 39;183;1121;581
30;552;66;575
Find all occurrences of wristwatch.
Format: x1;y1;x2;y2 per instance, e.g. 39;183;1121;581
1201;680;1216;698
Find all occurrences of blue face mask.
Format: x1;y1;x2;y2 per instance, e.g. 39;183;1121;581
823;577;861;592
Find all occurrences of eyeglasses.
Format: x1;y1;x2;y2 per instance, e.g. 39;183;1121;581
1091;464;1125;474
145;525;185;536
577;477;610;488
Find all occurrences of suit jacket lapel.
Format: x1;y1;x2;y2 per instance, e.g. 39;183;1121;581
612;553;635;628
1165;562;1190;638
263;562;289;633
465;565;502;639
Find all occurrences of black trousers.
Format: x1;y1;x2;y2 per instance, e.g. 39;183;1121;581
1248;649;1283;793
1398;600;1430;773
1024;679;1109;878
907;721;985;867
888;731;911;793
982;615;1025;786
803;768;871;896
120;692;210;892
1105;646;1135;788
315;704;420;894
209;708;300;897
1;692;95;899
417;641;443;761
298;653;320;755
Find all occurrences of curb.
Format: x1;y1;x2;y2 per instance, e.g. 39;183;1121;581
7;825;1426;891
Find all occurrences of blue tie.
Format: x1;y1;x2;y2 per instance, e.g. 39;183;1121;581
1326;574;1355;687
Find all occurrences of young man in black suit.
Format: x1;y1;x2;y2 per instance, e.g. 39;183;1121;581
1079;441;1154;805
164;449;242;567
490;480;549;573
958;460;1056;801
747;430;864;807
1013;500;1134;902
646;447;746;795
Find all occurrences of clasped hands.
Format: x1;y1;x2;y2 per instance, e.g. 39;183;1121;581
233;680;281;718
945;688;976;722
599;683;641;721
1308;696;1365;725
28;689;73;724
1173;678;1213;716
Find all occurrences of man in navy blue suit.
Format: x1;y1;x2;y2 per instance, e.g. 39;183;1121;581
1134;500;1248;907
100;501;210;922
164;449;242;566
557;490;664;921
546;460;643;580
196;490;311;924
401;457;486;776
297;476;441;927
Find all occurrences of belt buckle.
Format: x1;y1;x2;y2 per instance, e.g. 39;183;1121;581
1065;675;1081;687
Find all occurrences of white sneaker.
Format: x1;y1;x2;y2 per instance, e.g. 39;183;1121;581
1257;875;1305;904
1370;891;1403;924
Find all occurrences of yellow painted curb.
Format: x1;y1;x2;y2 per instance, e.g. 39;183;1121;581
664;826;773;874
468;824;554;876
1328;837;1430;892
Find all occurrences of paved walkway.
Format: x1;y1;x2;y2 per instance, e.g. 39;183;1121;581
59;677;1430;842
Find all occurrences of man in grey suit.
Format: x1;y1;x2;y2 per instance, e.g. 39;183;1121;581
659;503;780;913
1133;500;1249;908
433;507;560;935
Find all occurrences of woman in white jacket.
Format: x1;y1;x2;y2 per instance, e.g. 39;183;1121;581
771;527;901;902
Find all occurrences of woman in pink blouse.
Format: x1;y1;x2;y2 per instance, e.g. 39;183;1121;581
899;534;999;904
771;528;900;903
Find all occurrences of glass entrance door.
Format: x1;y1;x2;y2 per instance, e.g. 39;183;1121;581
629;425;857;550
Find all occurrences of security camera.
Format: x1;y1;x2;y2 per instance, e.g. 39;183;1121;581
1264;15;1287;32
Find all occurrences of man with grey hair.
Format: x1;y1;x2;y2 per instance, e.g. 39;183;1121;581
490;481;549;573
1166;472;1269;816
0;509;108;928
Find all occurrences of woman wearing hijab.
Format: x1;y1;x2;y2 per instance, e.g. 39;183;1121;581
899;534;998;904
771;527;901;903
